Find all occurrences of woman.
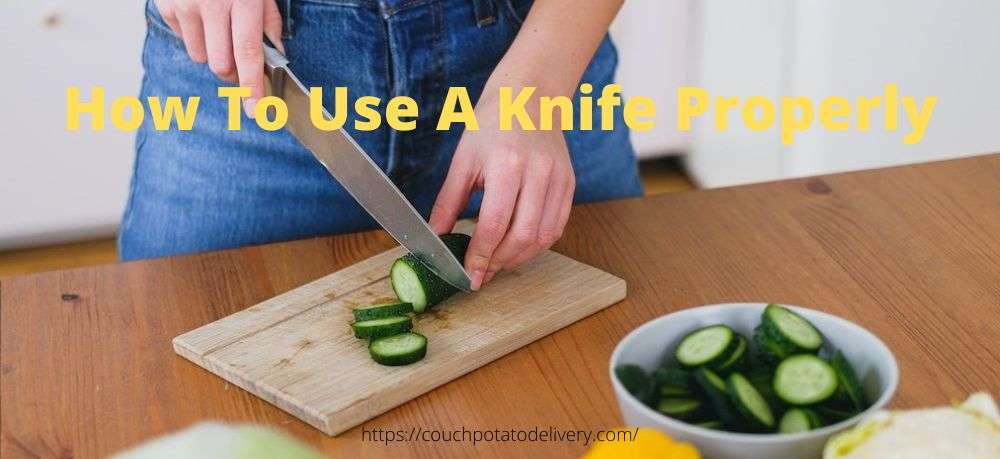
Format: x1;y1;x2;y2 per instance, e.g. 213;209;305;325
121;0;643;290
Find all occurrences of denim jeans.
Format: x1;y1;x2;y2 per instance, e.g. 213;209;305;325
119;0;643;261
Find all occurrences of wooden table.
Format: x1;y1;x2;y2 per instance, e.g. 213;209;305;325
3;155;1000;458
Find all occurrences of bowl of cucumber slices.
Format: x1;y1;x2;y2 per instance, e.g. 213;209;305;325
610;303;898;459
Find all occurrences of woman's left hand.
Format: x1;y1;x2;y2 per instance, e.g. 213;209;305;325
428;93;575;291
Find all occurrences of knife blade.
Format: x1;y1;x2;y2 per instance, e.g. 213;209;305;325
262;44;472;292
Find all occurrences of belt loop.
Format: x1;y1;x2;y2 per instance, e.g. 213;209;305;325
471;0;497;27
281;0;294;38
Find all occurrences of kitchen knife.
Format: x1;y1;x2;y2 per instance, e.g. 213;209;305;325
262;43;472;292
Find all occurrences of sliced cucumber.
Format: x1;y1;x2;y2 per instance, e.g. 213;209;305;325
751;324;789;366
815;404;858;424
657;398;704;420
830;350;869;411
773;354;838;405
694;420;724;430
693;368;739;427
762;304;823;354
727;373;776;431
778;408;822;433
748;370;786;414
715;335;748;375
615;365;655;406
675;325;737;368
351;316;412;340
369;332;427;366
390;233;470;312
352;302;414;322
653;367;692;393
659;385;693;398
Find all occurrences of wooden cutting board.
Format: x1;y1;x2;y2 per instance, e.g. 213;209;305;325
172;239;626;436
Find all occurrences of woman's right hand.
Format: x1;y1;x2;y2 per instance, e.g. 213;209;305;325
154;0;284;117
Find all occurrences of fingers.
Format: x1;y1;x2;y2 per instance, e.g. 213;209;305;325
466;157;523;290
263;0;285;54
502;169;574;271
231;0;266;118
429;154;475;235
483;158;553;282
173;2;207;63
202;3;237;83
155;0;183;36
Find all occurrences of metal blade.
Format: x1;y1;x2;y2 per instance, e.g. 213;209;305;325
263;51;471;291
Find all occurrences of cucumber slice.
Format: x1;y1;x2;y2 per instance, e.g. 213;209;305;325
675;325;737;368
751;324;789;366
659;385;693;398
352;302;414;322
693;368;739;427
653;367;692;393
715;335;748;375
654;366;691;387
656;398;704;420
369;332;427;366
773;354;838;405
762;304;823;353
778;408;822;433
390;233;470;312
815;404;858;424
615;365;655;406
694;420;724;430
727;373;776;431
351;316;412;340
830;350;869;411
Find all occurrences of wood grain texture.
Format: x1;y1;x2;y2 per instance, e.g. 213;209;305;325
172;244;626;436
3;154;1000;458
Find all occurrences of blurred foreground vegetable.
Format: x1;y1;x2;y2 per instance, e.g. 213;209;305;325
824;392;999;459
111;422;323;459
583;428;700;459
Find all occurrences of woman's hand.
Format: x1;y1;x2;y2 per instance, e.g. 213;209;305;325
154;0;284;117
429;93;576;291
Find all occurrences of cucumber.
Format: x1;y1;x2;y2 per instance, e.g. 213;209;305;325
654;366;691;387
657;398;705;420
748;370;786;414
390;233;470;312
751;324;789;366
727;373;776;431
351;316;412;340
715;335;749;375
615;365;656;406
369;332;427;366
659;385;694;398
830;350;869;411
694;420;724;430
352;302;414;322
653;367;692;393
761;304;823;354
815;404;858;424
778;408;822;433
773;354;838;405
693;368;739;427
675;325;738;368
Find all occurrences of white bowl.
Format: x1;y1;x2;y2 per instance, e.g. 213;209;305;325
609;303;898;459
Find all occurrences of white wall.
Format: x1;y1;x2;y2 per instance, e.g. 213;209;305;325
611;0;692;157
688;0;1000;187
0;1;145;250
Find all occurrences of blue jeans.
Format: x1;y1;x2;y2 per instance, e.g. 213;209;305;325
119;0;643;261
